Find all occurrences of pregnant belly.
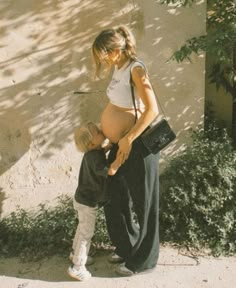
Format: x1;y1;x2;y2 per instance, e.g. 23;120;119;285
101;103;136;143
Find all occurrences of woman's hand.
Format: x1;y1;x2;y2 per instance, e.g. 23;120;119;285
117;136;132;165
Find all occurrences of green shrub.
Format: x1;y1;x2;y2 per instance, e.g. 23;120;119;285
93;206;111;247
1;120;235;259
160;122;236;255
0;195;110;260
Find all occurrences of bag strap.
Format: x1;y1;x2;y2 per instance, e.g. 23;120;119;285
130;72;138;122
130;60;167;120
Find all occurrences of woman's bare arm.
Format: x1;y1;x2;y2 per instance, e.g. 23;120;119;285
117;66;159;164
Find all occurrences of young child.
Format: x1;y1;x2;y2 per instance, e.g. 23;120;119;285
67;121;120;281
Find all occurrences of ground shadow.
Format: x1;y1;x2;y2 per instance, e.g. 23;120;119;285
0;250;120;281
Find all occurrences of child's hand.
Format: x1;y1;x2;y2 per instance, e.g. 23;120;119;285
108;159;120;176
102;139;113;152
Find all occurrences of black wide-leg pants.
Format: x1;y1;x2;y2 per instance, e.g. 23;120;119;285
104;138;160;273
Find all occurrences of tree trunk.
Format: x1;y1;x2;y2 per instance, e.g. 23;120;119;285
232;43;236;148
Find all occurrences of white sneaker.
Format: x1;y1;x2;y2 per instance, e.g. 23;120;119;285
108;252;124;263
67;265;91;281
115;263;134;276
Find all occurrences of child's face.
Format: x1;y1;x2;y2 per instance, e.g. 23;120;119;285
88;128;106;150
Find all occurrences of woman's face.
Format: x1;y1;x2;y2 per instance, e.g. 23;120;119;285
100;49;120;66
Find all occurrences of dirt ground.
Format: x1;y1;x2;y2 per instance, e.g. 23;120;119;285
0;246;236;288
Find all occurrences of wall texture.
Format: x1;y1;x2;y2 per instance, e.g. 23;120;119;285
0;0;206;217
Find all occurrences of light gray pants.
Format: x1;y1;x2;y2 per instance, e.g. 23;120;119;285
72;201;96;269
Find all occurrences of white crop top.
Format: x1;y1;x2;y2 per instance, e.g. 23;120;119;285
106;60;146;109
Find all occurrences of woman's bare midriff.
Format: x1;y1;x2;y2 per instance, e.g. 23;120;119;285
101;103;136;143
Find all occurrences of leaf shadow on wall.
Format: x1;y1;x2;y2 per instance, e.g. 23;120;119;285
0;0;145;168
0;109;31;177
0;0;206;172
0;188;6;217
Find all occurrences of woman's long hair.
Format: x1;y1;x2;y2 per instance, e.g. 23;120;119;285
92;25;137;78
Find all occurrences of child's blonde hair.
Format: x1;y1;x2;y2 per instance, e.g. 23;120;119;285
74;122;100;153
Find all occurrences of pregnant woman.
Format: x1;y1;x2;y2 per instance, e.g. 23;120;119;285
92;25;160;276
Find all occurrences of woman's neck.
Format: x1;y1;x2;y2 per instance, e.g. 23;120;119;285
117;53;130;69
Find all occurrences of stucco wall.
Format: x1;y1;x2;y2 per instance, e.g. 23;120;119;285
0;0;206;217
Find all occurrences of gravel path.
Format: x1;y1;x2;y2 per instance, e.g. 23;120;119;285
0;246;236;288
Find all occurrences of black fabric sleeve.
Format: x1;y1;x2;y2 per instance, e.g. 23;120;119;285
85;150;109;177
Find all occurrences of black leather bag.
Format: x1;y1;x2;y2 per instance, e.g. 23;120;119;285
130;61;176;154
140;119;176;154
